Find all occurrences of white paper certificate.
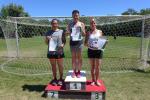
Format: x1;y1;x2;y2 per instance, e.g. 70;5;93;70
49;37;57;51
97;38;107;50
89;38;107;50
71;27;81;41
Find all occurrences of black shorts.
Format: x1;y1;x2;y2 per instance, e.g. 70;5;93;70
47;51;64;59
88;48;103;59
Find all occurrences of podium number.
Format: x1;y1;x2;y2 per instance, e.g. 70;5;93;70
48;91;58;98
51;91;54;97
91;92;102;100
95;93;99;99
70;82;81;90
74;83;77;89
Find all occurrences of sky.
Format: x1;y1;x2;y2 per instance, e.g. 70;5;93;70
0;0;150;17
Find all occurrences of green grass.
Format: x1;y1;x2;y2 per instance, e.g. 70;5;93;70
0;39;7;57
0;36;150;100
0;36;141;58
0;59;150;100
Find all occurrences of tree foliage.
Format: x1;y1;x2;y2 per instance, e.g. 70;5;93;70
122;8;139;15
122;8;150;15
0;3;29;18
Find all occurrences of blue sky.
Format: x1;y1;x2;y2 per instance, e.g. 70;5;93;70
0;0;149;16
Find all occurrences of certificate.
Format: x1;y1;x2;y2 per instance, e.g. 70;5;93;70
97;38;107;50
49;36;57;51
89;37;107;50
71;27;82;41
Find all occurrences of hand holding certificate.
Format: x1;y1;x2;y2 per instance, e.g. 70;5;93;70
89;37;108;50
97;38;107;50
48;36;58;51
71;27;82;41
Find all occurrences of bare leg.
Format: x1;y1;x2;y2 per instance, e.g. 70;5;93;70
89;58;95;82
95;58;102;86
71;49;77;77
77;49;82;71
71;49;76;72
49;59;57;79
57;58;64;79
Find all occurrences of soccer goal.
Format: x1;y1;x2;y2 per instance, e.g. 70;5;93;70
0;15;150;76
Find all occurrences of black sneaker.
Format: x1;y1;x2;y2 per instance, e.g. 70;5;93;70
50;78;58;86
58;79;64;86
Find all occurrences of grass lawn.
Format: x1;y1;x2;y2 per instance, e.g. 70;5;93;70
0;59;150;100
0;36;150;100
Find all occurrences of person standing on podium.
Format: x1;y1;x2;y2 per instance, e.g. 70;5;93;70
66;10;86;78
45;19;66;86
84;17;104;86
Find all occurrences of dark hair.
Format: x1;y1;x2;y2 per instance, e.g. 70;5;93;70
51;19;59;24
72;10;80;15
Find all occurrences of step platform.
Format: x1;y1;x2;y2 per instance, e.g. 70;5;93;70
45;80;106;100
65;70;86;90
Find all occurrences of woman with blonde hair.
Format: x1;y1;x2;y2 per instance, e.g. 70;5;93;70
84;17;104;86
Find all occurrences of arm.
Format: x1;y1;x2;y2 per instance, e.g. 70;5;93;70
61;30;66;47
84;32;89;47
45;37;49;45
99;29;108;42
99;30;103;37
99;30;108;50
45;36;51;45
65;24;70;36
44;31;51;45
81;22;86;36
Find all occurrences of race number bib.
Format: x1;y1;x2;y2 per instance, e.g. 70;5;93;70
71;27;82;41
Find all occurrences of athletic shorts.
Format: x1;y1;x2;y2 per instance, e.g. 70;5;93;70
47;51;64;59
70;40;83;52
88;48;103;59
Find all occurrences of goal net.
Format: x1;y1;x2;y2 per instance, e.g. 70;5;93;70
0;15;150;75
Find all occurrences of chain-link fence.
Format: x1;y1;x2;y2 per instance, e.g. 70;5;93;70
0;15;150;75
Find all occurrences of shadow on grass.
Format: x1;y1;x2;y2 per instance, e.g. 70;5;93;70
134;69;150;73
22;84;47;97
22;84;46;92
147;60;150;64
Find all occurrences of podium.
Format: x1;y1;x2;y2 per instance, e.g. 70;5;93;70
65;70;86;90
45;70;106;100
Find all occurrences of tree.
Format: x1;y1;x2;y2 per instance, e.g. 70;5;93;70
122;8;139;15
0;3;29;18
140;8;150;15
122;8;150;15
0;3;30;38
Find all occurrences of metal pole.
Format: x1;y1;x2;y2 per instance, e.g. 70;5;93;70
140;16;145;59
15;18;20;58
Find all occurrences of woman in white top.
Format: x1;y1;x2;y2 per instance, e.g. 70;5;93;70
84;18;103;86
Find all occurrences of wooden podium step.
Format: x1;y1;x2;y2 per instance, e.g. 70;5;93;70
45;80;106;100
